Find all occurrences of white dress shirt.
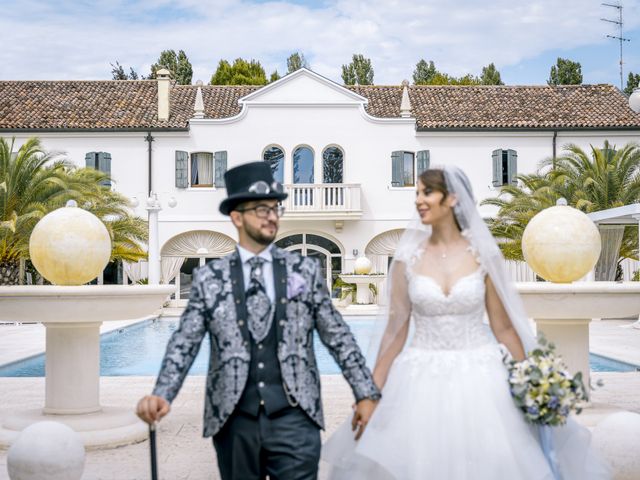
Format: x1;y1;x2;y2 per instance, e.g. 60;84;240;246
236;244;276;303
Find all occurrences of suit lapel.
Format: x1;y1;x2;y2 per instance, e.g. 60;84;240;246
272;247;288;342
229;249;250;344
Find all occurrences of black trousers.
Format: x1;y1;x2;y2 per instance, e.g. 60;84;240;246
213;406;321;480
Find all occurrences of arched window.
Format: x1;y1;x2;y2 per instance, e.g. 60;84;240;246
323;146;343;183
293;146;314;184
263;145;284;183
275;233;342;297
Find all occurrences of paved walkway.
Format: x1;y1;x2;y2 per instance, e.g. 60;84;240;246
1;372;638;480
0;316;638;479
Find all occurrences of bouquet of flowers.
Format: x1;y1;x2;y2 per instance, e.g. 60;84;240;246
505;335;588;426
505;336;590;479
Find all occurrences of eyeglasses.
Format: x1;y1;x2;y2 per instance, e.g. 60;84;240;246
248;180;285;195
236;204;286;218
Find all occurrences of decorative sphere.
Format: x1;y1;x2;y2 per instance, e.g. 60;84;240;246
7;421;85;480
29;203;111;285
522;203;601;283
592;412;640;479
354;256;373;275
629;87;640;113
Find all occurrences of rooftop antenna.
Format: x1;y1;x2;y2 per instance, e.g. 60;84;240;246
601;2;630;90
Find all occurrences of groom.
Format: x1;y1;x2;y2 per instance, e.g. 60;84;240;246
137;161;381;479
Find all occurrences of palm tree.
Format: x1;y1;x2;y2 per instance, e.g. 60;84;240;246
0;138;71;284
483;141;640;278
0;137;147;285
58;168;148;263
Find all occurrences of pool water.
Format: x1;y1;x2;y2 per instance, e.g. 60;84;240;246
0;318;637;377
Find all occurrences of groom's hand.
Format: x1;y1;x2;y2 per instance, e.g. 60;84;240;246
352;398;378;440
136;395;170;425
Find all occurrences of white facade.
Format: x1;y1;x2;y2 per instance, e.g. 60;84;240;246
5;70;640;298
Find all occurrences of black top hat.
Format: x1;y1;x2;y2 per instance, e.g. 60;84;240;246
219;161;288;215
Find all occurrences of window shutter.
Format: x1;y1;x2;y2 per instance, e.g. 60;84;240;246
85;152;97;169
416;150;430;176
214;151;227;188
98;152;112;187
391;151;404;187
507;149;518;185
491;149;502;187
175;151;188;188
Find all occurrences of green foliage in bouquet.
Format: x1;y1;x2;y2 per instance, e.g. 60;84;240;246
505;335;588;426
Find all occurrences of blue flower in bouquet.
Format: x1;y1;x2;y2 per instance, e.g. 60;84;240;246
504;334;588;426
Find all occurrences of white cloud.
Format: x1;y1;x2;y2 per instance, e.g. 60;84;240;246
0;0;638;83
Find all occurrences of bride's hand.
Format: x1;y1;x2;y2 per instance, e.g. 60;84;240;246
352;398;378;440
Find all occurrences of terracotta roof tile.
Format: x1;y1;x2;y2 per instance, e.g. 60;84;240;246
405;84;640;130
1;80;638;131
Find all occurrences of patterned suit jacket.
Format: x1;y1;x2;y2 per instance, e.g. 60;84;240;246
153;246;381;437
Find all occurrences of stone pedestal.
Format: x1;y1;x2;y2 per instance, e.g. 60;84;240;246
535;318;591;386
518;281;640;392
339;274;386;308
0;285;175;449
44;322;101;414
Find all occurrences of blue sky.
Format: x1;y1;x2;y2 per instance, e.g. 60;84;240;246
0;0;639;88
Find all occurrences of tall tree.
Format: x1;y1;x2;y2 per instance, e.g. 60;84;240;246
149;49;193;85
422;72;481;85
547;58;582;86
341;54;374;85
413;59;438;85
110;61;139;80
287;52;309;74
270;70;281;83
210;58;268;85
624;72;640;96
480;63;504;85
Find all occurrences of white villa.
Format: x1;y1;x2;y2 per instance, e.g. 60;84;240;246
1;68;640;303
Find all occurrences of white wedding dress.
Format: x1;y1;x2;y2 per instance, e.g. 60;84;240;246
322;263;610;479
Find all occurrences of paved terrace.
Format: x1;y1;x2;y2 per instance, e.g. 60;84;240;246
0;318;639;479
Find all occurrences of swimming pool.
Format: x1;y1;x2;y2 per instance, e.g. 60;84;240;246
0;318;637;376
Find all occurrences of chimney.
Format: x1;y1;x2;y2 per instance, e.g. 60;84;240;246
157;68;171;121
400;79;412;118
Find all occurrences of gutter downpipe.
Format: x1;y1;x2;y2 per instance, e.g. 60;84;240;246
145;132;154;195
552;130;557;169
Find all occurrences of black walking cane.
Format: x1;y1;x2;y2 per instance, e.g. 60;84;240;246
149;422;159;480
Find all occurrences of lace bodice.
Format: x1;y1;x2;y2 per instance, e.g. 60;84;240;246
408;267;495;350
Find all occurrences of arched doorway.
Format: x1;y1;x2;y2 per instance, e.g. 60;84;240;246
275;233;343;297
161;230;236;304
365;229;405;274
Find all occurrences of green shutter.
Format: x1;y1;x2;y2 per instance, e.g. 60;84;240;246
214;151;227;188
416;150;430;176
85;152;97;169
98;152;112;187
492;149;502;187
391;151;404;187
507;149;518;185
175;151;188;188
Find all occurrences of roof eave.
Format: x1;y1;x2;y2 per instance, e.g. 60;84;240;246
415;126;640;132
0;127;190;133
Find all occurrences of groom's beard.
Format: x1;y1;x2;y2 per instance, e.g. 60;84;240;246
245;221;278;246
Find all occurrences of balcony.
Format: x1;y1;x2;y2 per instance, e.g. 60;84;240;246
281;183;363;220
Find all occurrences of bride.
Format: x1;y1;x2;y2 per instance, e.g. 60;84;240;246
322;166;610;479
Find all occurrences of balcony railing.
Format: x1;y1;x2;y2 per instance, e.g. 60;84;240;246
282;183;362;219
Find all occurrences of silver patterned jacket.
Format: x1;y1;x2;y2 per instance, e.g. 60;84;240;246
152;246;381;437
